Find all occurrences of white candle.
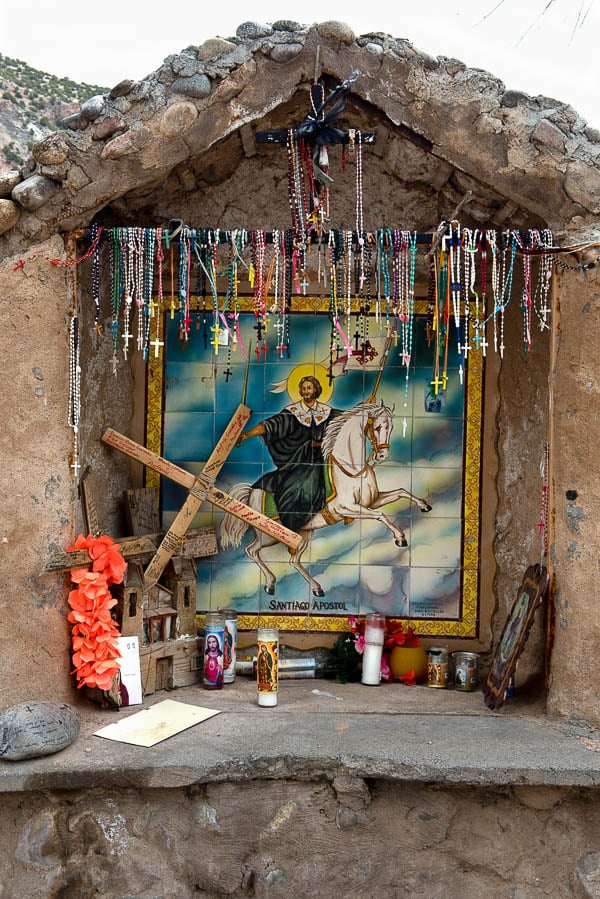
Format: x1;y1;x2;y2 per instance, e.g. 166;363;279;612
361;615;384;686
257;627;279;707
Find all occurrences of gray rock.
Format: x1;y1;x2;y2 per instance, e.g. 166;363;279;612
316;21;356;44
172;74;212;99
197;38;236;61
15;810;62;867
575;849;600;898
531;118;566;152
12;174;58;211
203;45;252;79
0;700;80;760
365;42;384;56
80;95;106;121
585;126;600;144
270;43;304;63
236;22;273;40
171;52;203;77
0;170;22;198
125;80;155;102
272;20;302;32
441;57;467;76
38;162;69;182
32;133;70;166
62;112;87;131
92;117;127;141
501;90;531;108
0;199;20;234
109;79;135;99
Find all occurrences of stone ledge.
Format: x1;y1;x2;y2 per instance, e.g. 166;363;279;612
2;680;599;793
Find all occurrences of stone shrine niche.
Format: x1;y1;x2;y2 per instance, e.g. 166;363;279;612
73;76;555;653
4;20;599;719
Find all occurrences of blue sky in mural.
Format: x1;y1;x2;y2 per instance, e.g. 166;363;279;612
161;313;469;620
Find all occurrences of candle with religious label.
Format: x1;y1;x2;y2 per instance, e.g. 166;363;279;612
222;610;238;684
256;627;279;707
361;613;385;685
203;612;225;690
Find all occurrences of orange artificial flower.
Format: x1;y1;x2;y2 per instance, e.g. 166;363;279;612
65;533;125;690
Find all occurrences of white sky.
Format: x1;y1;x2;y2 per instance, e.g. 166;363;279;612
2;0;598;126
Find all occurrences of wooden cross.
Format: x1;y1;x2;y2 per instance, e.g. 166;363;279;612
102;413;301;588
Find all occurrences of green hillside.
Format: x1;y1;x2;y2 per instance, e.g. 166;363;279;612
0;53;108;169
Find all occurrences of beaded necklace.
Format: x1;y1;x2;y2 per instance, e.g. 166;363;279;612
447;222;464;384
121;227;135;359
90;223;102;342
538;442;550;562
462;228;480;360
533;229;553;331
150;228;165;359
68;313;81;478
142;228;156;360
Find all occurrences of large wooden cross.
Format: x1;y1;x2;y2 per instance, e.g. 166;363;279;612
102;403;301;588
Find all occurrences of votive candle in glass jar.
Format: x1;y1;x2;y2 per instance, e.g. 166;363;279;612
203;612;225;690
361;613;385;686
222;610;238;684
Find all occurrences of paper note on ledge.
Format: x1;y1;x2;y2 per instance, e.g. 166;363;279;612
94;699;221;747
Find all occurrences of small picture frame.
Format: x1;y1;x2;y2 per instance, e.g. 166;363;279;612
483;564;549;710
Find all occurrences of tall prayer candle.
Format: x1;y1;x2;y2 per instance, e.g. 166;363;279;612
203;612;225;690
256;627;279;706
222;609;238;684
361;613;385;685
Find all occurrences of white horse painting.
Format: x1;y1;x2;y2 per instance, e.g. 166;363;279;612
219;400;432;597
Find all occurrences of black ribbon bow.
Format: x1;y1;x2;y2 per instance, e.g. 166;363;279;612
294;70;360;145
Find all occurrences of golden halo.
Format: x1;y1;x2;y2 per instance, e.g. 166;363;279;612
286;363;333;404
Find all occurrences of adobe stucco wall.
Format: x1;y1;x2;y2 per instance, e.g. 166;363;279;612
0;238;75;708
547;263;600;724
1;777;599;898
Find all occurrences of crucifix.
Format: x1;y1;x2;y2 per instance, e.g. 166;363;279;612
253;318;264;341
122;329;133;357
150;333;164;358
430;374;444;396
472;327;488;355
210;321;222;354
102;360;301;589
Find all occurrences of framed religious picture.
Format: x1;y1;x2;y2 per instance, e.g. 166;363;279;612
483;563;550;710
147;295;485;639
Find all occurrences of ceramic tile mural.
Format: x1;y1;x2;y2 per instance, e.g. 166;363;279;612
151;305;482;636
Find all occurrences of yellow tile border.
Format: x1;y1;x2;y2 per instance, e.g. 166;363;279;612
147;297;483;638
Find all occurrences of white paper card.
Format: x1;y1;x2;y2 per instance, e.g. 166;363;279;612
94;699;221;746
116;636;143;706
